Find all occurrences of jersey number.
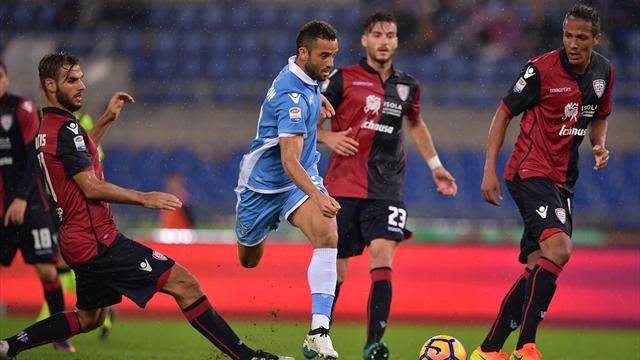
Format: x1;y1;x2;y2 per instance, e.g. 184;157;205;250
387;206;407;228
32;228;53;250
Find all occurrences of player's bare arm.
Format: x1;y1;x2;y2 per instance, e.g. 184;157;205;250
320;94;335;120
317;117;359;157
72;170;181;210
3;198;27;226
280;135;340;218
590;118;609;171
406;115;457;196
481;107;513;206
90;91;135;146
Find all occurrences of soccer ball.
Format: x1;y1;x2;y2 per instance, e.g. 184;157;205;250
418;335;466;360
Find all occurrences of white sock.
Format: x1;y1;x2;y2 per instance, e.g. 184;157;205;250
308;247;337;329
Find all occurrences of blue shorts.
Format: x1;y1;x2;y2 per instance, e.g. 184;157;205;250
235;172;327;247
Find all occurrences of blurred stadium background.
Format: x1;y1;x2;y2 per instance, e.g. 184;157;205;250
1;0;639;358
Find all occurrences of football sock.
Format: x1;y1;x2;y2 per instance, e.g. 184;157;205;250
481;268;531;352
182;296;254;360
4;311;81;357
367;267;392;344
308;248;337;330
43;277;65;315
517;257;562;349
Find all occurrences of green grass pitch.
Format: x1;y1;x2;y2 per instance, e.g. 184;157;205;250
1;316;638;359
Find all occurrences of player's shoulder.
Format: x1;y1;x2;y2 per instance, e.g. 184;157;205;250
591;50;612;70
528;49;562;72
4;93;26;108
393;69;419;86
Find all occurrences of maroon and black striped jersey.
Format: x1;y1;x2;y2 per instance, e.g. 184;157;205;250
36;107;117;266
501;48;614;191
322;59;421;200
0;93;51;218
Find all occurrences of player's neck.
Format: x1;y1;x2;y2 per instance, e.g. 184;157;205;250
367;57;393;82
571;54;592;75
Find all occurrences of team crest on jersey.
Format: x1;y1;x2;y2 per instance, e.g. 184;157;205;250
555;208;567;224
396;84;409;101
152;250;168;261
1;114;12;131
363;95;382;115
592;79;605;98
562;102;579;122
73;135;86;151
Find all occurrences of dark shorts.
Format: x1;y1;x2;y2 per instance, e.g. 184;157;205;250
73;233;175;310
1;207;59;266
506;175;573;264
336;197;412;259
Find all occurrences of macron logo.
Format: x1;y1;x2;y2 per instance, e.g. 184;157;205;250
523;66;536;79
139;259;153;272
535;205;548;219
288;93;301;104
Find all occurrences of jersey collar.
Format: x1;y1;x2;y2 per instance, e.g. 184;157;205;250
288;56;317;86
559;48;593;80
42;107;76;121
358;58;397;79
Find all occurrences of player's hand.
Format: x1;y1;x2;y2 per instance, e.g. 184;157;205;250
313;193;341;218
481;171;503;207
320;95;335;120
105;91;135;121
141;192;182;210
3;198;27;226
593;145;610;171
432;167;457;196
324;128;359;157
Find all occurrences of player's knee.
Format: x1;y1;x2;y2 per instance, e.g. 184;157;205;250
77;309;107;332
550;246;571;265
315;228;338;248
34;263;57;282
178;271;203;297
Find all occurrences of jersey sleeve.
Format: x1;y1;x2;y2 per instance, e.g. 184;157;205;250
16;99;39;144
595;64;614;119
406;81;422;121
273;91;309;136
56;121;93;177
501;63;541;116
321;68;344;109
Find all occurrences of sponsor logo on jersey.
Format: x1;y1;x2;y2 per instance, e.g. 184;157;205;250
523;66;536;79
513;77;527;93
0;137;11;150
561;102;579;122
555;208;567;224
361;120;394;134
550;87;572;93
73;135;87;151
1;114;12;131
289;107;302;121
535;205;548;219
559;124;587;136
581;104;598;118
67;122;79;135
353;81;374;87
363;95;382;115
152;250;168;261
288;92;301;104
382;101;403;117
0;157;13;166
593;79;605;98
396;84;410;101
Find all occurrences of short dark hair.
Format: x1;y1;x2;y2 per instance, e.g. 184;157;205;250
564;4;600;35
38;52;80;90
0;59;6;74
296;21;338;52
363;11;396;34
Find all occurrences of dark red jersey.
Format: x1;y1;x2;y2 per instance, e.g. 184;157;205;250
0;94;50;218
501;49;614;191
36;107;117;266
322;59;421;200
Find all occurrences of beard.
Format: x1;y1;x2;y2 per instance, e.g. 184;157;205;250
304;62;326;81
56;88;81;112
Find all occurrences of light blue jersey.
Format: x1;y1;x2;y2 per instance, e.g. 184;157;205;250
235;56;327;246
237;56;322;194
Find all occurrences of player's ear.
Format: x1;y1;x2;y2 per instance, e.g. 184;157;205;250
361;34;369;49
44;78;56;93
593;32;601;46
298;46;309;61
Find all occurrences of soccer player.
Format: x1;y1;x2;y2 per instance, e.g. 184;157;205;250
0;59;75;353
0;53;291;360
234;21;341;359
318;11;457;359
471;4;613;360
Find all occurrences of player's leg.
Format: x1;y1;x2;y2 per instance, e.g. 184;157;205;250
365;239;396;345
332;258;348;320
289;198;339;359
